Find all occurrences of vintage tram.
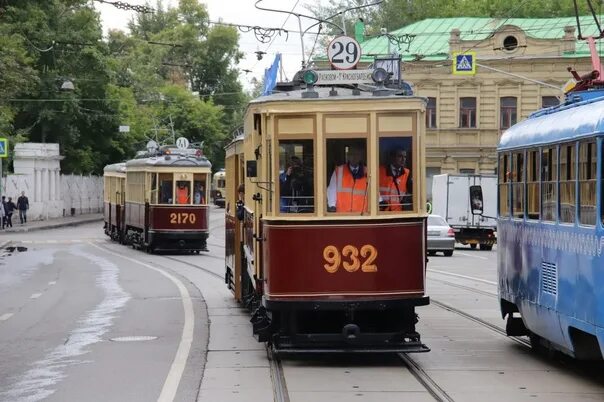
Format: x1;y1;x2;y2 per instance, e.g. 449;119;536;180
225;70;430;352
212;168;226;207
103;162;126;242
103;144;212;253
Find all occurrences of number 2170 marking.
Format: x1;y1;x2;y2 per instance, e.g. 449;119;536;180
323;245;378;273
169;212;197;224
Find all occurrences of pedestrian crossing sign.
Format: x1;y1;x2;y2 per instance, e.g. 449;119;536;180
452;51;476;75
0;138;7;158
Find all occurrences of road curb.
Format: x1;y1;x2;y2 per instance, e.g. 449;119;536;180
1;217;103;233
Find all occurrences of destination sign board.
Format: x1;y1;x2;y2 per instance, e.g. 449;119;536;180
315;69;373;85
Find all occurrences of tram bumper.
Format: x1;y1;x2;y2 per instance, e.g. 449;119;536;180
260;297;430;354
148;230;209;252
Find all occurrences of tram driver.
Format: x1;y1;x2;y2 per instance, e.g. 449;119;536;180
326;145;369;213
379;148;412;211
279;155;313;213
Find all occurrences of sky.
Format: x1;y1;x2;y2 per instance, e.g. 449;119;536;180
96;0;329;91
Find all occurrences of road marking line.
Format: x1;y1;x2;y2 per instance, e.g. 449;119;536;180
47;240;57;244
457;251;489;260
21;240;33;244
48;281;56;286
30;293;42;299
89;243;194;402
428;269;497;285
0;313;14;321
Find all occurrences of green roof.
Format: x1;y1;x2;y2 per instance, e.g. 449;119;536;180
350;16;604;62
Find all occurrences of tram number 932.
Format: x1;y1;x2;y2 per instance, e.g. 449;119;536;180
323;245;378;273
169;212;197;225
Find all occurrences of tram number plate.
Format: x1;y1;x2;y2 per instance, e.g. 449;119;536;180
170;212;197;224
322;244;378;273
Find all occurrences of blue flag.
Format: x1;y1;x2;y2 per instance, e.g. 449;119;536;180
262;53;281;96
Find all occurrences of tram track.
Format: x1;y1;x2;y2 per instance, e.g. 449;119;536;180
399;353;454;402
267;348;290;402
429;276;497;298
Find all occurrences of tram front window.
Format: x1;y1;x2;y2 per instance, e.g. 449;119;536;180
278;140;314;213
326;139;368;213
159;173;173;204
176;181;191;204
378;137;413;212
194;173;207;204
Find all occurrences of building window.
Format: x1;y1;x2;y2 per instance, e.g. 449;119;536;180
542;96;559;109
579;141;596;225
560;143;576;223
500;97;517;129
459;168;475;174
426;97;437;128
503;36;518;51
459;97;476;128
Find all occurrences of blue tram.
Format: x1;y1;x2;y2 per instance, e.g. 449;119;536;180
497;88;604;359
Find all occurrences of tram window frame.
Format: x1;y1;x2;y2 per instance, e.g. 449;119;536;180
277;139;315;215
175;179;192;205
559;143;577;224
377;137;414;214
150;173;158;204
541;146;558;222
511;151;525;219
325;138;369;215
579;140;597;226
158;173;174;204
498;153;510;217
527;149;540;220
193;173;208;204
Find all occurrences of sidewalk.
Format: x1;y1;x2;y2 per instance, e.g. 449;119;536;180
0;213;103;234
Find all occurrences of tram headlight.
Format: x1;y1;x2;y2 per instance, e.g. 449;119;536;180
371;68;388;84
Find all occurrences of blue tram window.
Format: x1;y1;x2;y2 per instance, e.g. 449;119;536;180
560;144;576;224
579;141;597;226
541;147;557;222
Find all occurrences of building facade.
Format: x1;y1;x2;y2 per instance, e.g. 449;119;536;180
319;16;600;198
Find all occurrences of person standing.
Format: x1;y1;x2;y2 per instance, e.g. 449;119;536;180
4;197;15;228
326;146;368;213
17;191;29;224
379;148;412;211
0;199;4;230
1;196;6;229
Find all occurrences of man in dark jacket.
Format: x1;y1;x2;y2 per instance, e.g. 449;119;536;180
17;191;29;224
4;197;15;228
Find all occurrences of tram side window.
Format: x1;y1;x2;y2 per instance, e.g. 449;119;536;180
150;173;158;204
176;180;191;204
579;141;597;225
194;173;207;204
278;139;314;213
498;154;510;217
527;149;540;220
326;139;368;213
159;173;173;204
560;143;576;223
511;152;524;218
541;147;557;222
378;137;413;212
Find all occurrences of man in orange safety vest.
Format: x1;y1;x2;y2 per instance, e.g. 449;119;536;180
379;148;411;211
326;146;368;213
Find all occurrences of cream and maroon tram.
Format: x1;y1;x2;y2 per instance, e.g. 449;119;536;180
225;71;430;352
121;146;212;252
103;162;126;242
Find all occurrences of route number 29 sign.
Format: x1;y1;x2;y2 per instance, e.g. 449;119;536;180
327;36;362;70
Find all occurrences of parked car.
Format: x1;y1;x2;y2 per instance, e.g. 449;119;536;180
427;214;455;256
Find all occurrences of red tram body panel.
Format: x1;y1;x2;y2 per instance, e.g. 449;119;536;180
263;220;425;300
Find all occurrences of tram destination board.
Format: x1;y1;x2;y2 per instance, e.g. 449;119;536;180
315;69;373;85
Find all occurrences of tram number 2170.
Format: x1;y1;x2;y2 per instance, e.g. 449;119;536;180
323;245;378;274
170;212;197;224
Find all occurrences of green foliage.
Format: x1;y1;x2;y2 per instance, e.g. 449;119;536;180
0;0;247;174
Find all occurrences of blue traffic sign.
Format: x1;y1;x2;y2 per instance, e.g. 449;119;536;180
0;138;7;158
452;51;476;75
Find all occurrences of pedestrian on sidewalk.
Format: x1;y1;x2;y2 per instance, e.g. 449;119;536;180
1;196;6;229
0;198;4;230
4;197;15;228
17;191;29;224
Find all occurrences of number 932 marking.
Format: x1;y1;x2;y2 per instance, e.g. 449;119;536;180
170;212;197;224
322;245;378;273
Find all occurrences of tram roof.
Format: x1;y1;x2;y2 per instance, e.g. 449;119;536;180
125;154;212;168
103;162;126;173
249;86;426;105
499;95;604;150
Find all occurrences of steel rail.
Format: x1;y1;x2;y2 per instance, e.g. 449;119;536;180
162;255;224;281
267;347;290;402
398;353;455;402
429;276;497;298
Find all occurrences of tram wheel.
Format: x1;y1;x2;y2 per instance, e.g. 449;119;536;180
470;243;477;249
